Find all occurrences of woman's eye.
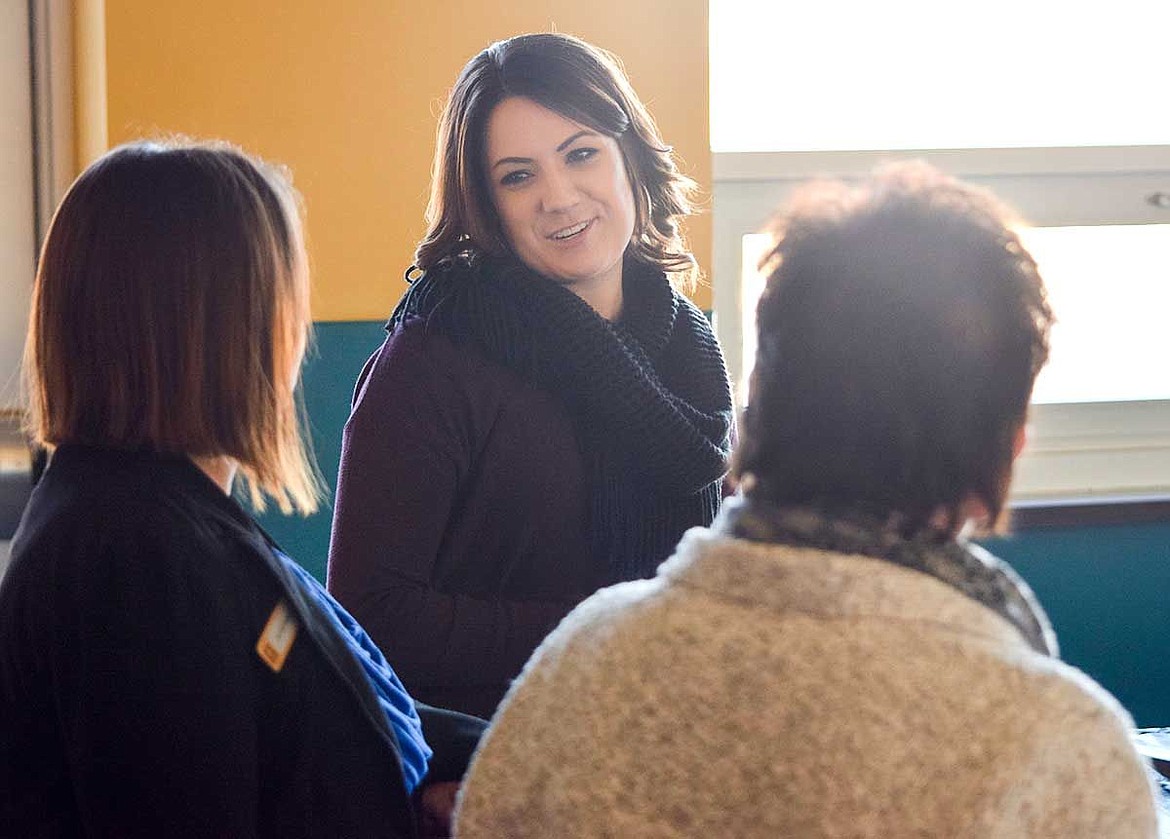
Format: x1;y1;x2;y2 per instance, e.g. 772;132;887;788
499;170;531;187
566;147;598;164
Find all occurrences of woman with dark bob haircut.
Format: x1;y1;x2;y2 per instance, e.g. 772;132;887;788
0;140;482;837
454;163;1158;837
328;33;734;717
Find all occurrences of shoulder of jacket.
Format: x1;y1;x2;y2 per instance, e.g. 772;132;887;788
25;469;255;577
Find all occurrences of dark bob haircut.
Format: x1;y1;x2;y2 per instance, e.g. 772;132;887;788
25;140;321;515
735;162;1054;535
415;32;698;288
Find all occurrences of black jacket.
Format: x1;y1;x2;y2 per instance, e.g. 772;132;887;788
0;445;481;838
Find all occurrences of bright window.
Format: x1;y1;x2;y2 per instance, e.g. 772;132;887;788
1023;225;1170;405
711;0;1170;502
711;0;1170;153
739;225;1170;407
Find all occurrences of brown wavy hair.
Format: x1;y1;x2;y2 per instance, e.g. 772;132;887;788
25;139;322;514
735;162;1054;535
415;32;698;289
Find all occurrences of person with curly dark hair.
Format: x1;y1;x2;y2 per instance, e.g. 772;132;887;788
455;163;1158;838
328;33;733;718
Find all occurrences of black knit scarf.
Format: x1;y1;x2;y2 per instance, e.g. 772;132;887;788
716;495;1058;656
388;253;734;582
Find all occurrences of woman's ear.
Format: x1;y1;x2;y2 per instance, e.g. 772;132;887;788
1012;423;1028;462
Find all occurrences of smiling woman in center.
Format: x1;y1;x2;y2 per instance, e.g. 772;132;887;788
327;32;735;718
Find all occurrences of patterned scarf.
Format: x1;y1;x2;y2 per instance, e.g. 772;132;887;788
388;253;734;581
716;495;1058;656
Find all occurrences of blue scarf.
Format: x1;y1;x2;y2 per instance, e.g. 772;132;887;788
274;550;432;792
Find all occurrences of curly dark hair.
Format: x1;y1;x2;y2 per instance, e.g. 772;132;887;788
735;161;1054;535
415;32;698;289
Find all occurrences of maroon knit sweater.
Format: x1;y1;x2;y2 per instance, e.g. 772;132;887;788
328;319;601;717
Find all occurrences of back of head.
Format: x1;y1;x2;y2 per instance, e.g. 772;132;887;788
25;139;320;514
736;162;1053;534
416;32;697;285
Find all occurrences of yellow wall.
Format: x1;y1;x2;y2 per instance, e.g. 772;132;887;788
103;1;711;319
74;0;108;171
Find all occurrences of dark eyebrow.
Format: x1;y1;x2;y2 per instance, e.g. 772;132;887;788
556;130;595;152
491;130;599;171
492;156;533;171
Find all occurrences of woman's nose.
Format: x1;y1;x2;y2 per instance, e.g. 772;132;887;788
539;168;579;212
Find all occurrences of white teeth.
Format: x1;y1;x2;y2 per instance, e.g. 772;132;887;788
551;220;589;240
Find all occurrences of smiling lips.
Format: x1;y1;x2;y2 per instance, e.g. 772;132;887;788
549;219;592;241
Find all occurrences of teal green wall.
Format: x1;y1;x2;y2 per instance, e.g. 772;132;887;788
255;320;387;582
266;321;1170;726
983;526;1170;727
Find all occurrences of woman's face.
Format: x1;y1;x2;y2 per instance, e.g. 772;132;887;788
485;96;637;300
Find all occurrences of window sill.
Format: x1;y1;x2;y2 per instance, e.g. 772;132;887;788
1008;495;1170;531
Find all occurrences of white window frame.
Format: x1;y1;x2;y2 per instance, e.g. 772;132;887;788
0;0;37;418
712;146;1170;504
1;0;71;420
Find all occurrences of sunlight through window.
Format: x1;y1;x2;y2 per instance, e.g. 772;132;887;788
712;0;1170;153
740;225;1170;405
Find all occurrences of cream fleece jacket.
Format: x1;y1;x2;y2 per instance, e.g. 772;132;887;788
455;528;1158;838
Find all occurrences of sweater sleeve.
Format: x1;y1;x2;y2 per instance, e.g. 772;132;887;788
415;702;488;784
1009;694;1159;838
327;326;578;706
